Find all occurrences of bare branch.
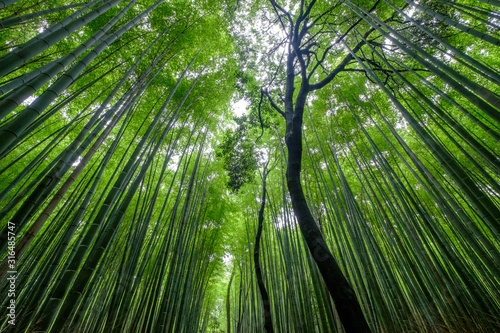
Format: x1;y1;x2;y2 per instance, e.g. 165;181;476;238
309;28;375;91
301;0;318;21
257;91;265;141
262;88;285;118
334;0;381;46
268;0;293;37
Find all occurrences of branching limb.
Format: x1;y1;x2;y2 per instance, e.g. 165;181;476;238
334;0;381;46
257;91;265;141
308;1;380;79
268;0;293;37
309;29;373;91
262;88;285;118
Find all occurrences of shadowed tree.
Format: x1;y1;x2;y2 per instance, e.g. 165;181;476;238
253;0;500;331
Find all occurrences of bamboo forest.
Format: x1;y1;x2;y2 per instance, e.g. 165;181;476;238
1;0;500;332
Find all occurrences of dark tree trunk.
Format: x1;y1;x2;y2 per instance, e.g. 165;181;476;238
284;72;371;332
254;165;273;333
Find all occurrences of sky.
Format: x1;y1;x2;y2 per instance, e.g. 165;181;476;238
232;98;249;117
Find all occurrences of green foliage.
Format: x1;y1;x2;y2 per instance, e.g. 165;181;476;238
216;115;260;193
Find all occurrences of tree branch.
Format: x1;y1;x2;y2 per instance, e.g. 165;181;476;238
268;0;293;37
309;30;373;91
262;88;285;118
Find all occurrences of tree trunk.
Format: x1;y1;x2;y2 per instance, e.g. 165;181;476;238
254;165;273;333
285;86;371;333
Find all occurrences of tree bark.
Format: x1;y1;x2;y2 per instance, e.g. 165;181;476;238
254;165;273;333
284;71;371;332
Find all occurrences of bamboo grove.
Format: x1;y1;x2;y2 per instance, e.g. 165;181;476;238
0;0;498;332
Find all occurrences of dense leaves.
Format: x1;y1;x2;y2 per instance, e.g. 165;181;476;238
216;116;260;193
